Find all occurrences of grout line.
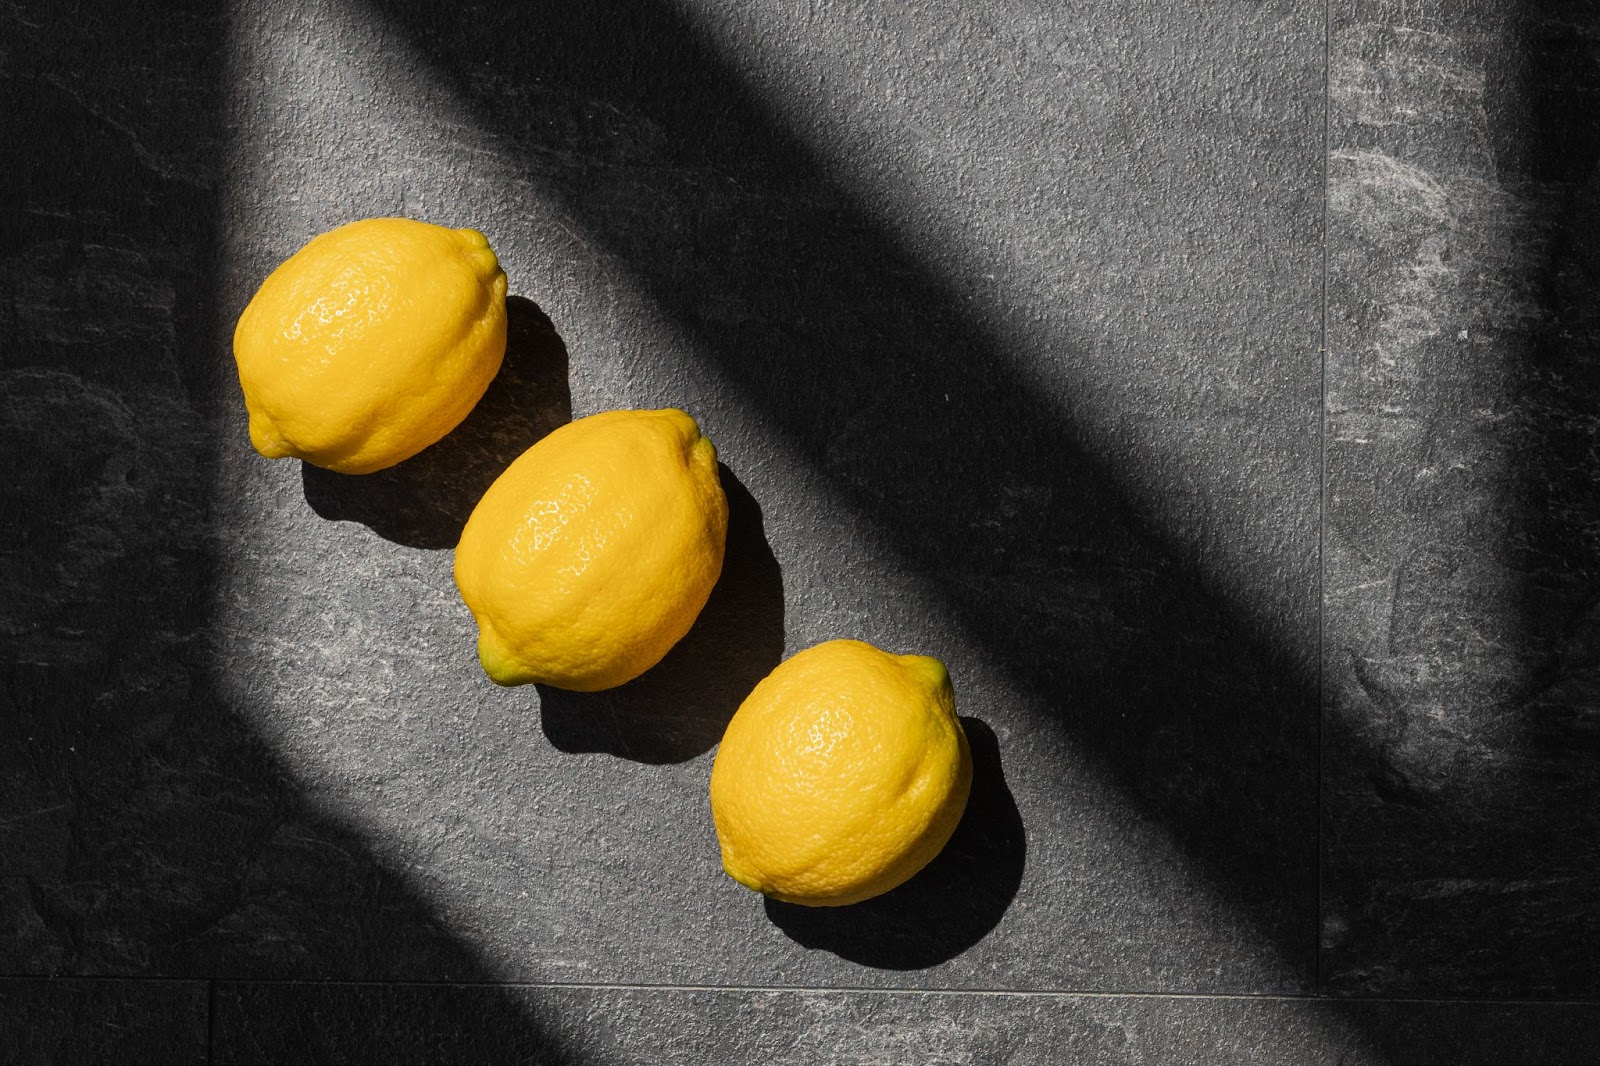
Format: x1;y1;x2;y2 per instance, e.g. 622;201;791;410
1315;0;1334;996
206;979;217;1066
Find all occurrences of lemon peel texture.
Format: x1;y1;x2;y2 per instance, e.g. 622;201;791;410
454;408;729;691
233;217;508;474
710;639;972;907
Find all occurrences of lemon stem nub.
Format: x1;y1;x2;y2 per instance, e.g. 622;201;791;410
478;627;533;687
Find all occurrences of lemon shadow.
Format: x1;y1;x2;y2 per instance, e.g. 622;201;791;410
301;295;572;549
536;465;784;765
762;717;1024;970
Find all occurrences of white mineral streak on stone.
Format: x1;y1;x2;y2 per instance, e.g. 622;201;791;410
1330;148;1539;380
1328;148;1458;372
1327;19;1548;796
1332;25;1486;129
1330;25;1542;382
1329;148;1452;225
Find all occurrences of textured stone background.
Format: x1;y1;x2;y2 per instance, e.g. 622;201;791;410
2;0;1598;1061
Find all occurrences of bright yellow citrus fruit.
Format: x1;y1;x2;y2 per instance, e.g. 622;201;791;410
710;639;972;907
454;408;728;691
232;217;508;474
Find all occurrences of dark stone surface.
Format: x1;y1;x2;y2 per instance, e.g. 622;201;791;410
0;979;207;1065
7;0;1600;1058
1323;0;1600;996
214;982;1600;1066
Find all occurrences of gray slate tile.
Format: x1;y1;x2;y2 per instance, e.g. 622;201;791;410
1323;0;1600;996
0;979;207;1066
199;0;1326;992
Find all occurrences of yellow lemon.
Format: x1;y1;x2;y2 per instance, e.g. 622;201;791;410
233;217;508;474
454;408;728;691
710;639;972;907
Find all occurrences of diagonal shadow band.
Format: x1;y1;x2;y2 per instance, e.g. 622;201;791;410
359;0;1324;981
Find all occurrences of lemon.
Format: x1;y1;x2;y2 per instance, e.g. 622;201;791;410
709;639;972;907
233;217;508;474
454;408;728;691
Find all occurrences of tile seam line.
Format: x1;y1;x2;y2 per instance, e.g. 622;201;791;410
1315;0;1333;995
206;978;217;1066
